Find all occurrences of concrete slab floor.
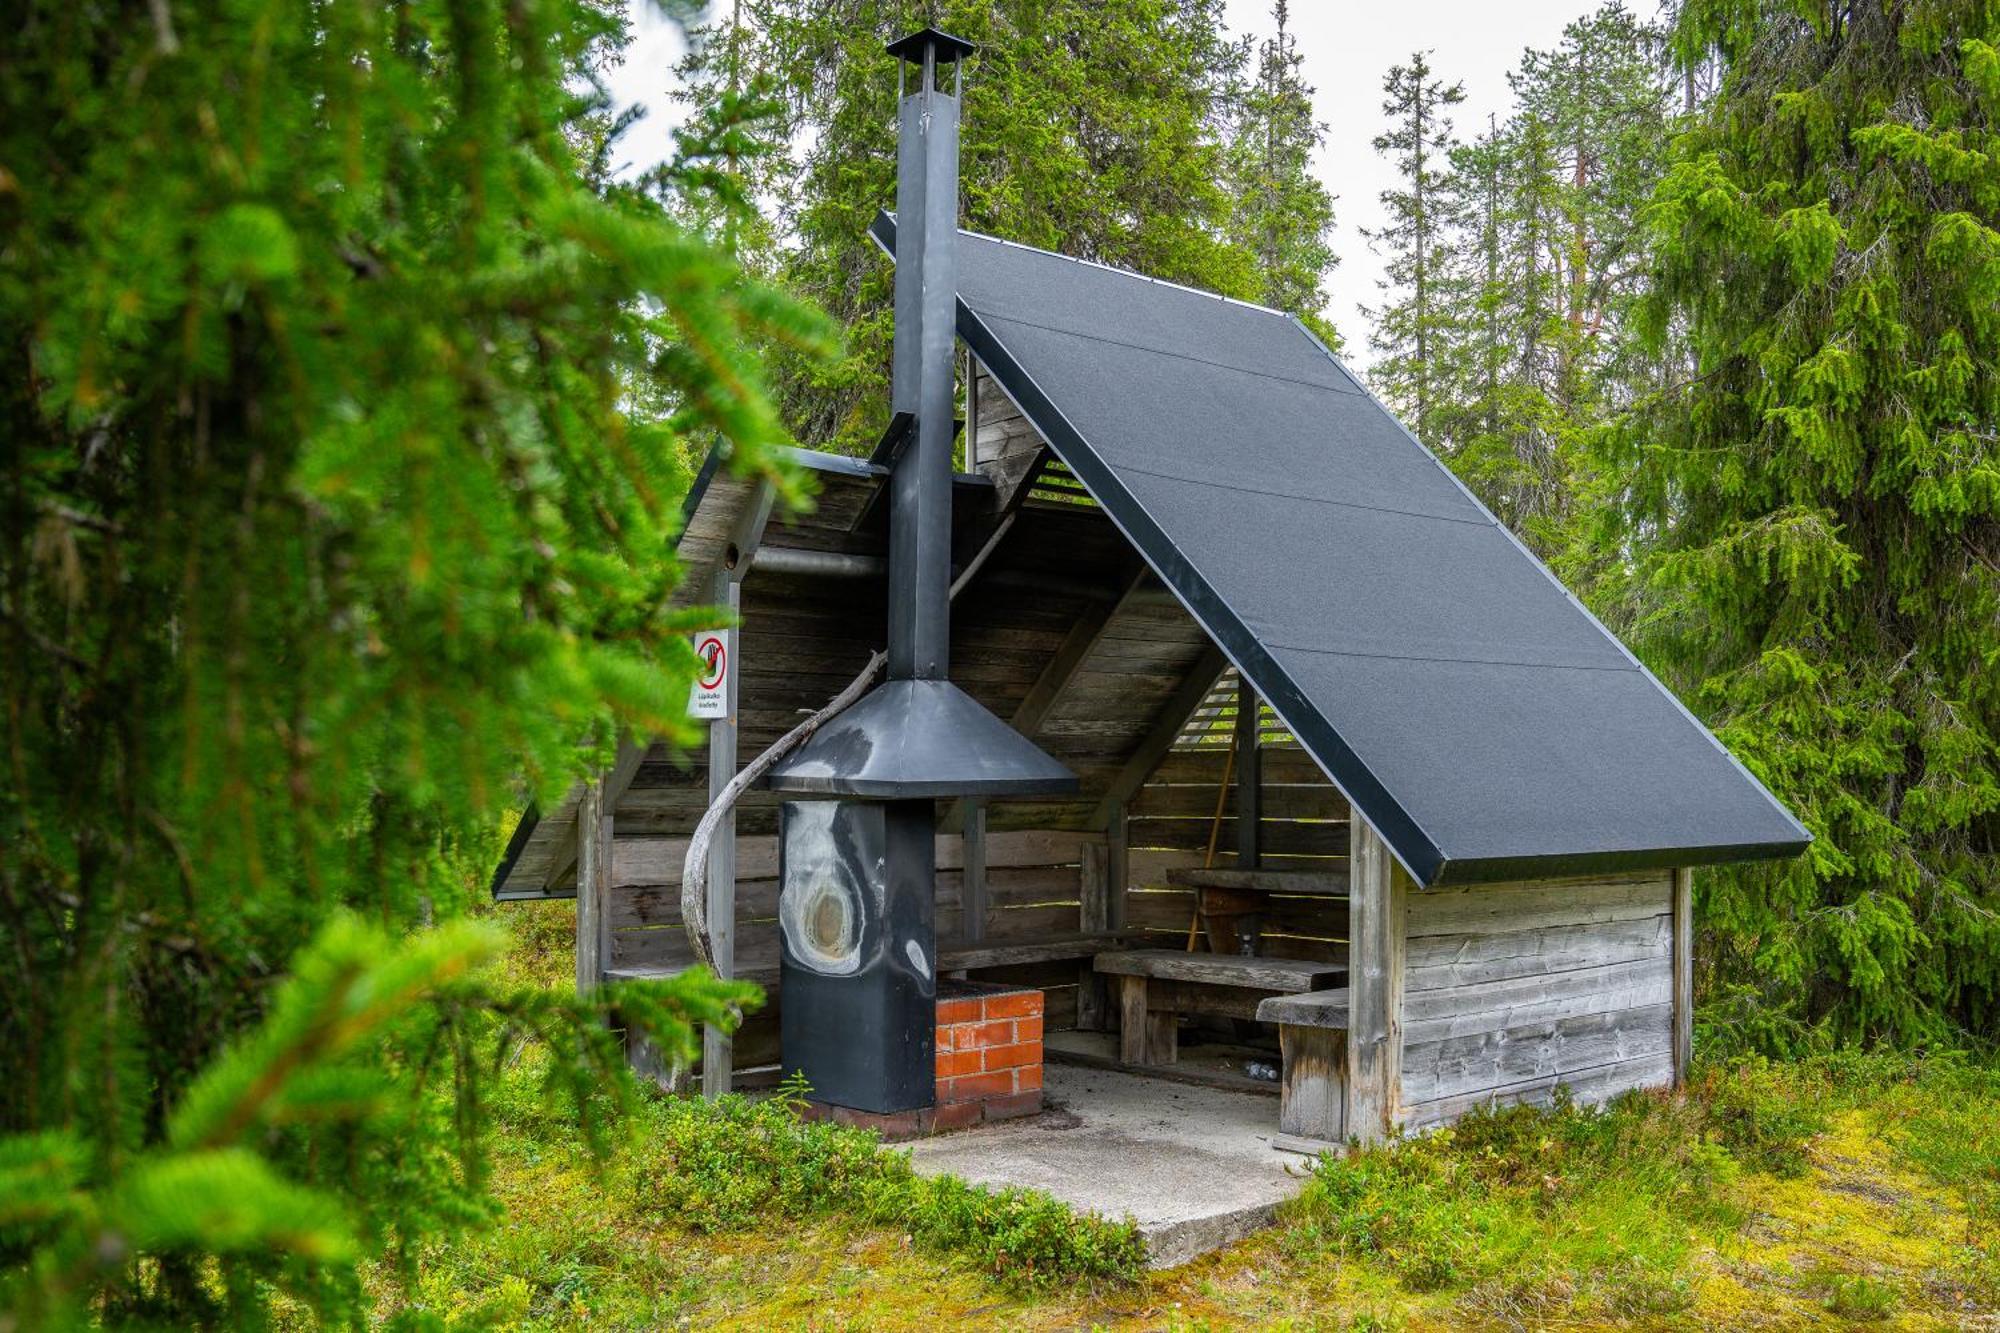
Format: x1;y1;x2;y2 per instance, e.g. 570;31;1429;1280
905;1061;1315;1268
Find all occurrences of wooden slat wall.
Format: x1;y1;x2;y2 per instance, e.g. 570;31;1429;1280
1124;743;1352;960
972;364;1044;471
1398;871;1676;1131
604;807;1103;1066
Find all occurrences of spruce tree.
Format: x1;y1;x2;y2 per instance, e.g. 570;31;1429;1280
1511;3;1674;413
682;0;1342;452
1363;51;1468;445
0;1;817;1320
1438;6;1675;544
1599;0;2000;1042
1224;0;1341;342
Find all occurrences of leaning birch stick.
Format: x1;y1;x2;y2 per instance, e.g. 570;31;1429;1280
1188;731;1236;951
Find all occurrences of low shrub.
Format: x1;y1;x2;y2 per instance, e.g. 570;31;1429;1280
629;1079;1145;1288
891;1173;1149;1288
635;1081;892;1233
1693;1055;1830;1177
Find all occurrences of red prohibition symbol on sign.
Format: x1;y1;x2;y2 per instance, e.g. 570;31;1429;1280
696;634;727;691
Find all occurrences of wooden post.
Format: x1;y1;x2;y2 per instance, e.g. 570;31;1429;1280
702;579;741;1098
1279;1026;1347;1141
1116;975;1175;1065
574;779;610;994
962;801;989;944
1106;799;1128;932
1234;676;1261;868
1672;866;1694;1087
1077;841;1110;1030
1345;817;1406;1143
702;480;774;1100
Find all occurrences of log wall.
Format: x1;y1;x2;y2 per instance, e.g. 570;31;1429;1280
1397;870;1676;1131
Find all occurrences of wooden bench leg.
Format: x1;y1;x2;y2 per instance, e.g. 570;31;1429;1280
1117;975;1178;1065
1279;1024;1347;1141
1077;961;1110;1032
1148;1007;1178;1065
1117;975;1148;1063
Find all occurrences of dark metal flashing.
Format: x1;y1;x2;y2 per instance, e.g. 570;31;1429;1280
489;803;573;902
866;411;916;470
679;447;725;533
1425;837;1818;889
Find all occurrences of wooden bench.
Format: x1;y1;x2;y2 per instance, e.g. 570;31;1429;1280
1094;949;1346;1066
607;931;1137;992
1257;989;1351;1142
939;931;1133;972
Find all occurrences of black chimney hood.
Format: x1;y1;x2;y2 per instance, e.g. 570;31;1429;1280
768;679;1076;798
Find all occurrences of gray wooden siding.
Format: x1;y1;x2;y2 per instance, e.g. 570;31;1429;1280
1399;871;1675;1131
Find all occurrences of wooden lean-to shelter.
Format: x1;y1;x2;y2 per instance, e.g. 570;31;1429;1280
494;27;1808;1147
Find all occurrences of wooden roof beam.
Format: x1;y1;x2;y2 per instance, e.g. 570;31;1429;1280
1011;563;1151;738
942;561;1147;834
1090;642;1228;830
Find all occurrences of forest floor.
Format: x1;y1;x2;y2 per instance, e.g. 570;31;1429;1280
366;902;2000;1331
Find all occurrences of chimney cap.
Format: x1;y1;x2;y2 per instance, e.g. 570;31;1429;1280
885;26;977;66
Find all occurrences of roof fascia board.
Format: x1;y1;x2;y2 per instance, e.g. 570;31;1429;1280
1427;836;1815;887
489;803;543;899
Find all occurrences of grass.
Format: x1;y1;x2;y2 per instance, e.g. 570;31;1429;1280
355;901;2000;1330
369;1053;1144;1327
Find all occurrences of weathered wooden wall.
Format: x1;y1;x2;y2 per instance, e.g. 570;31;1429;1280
1124;743;1353;960
1397;870;1676;1132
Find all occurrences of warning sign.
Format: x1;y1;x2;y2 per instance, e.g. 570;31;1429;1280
689;629;732;720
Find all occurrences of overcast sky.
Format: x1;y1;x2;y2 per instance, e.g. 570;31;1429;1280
602;0;1598;370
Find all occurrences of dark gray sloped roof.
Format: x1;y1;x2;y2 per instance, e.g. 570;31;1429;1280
873;213;1810;887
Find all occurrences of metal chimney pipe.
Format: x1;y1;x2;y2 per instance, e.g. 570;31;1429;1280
886;30;971;682
766;29;1072;1120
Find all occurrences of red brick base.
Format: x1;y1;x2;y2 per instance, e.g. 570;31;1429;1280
802;982;1044;1141
936;982;1044;1118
